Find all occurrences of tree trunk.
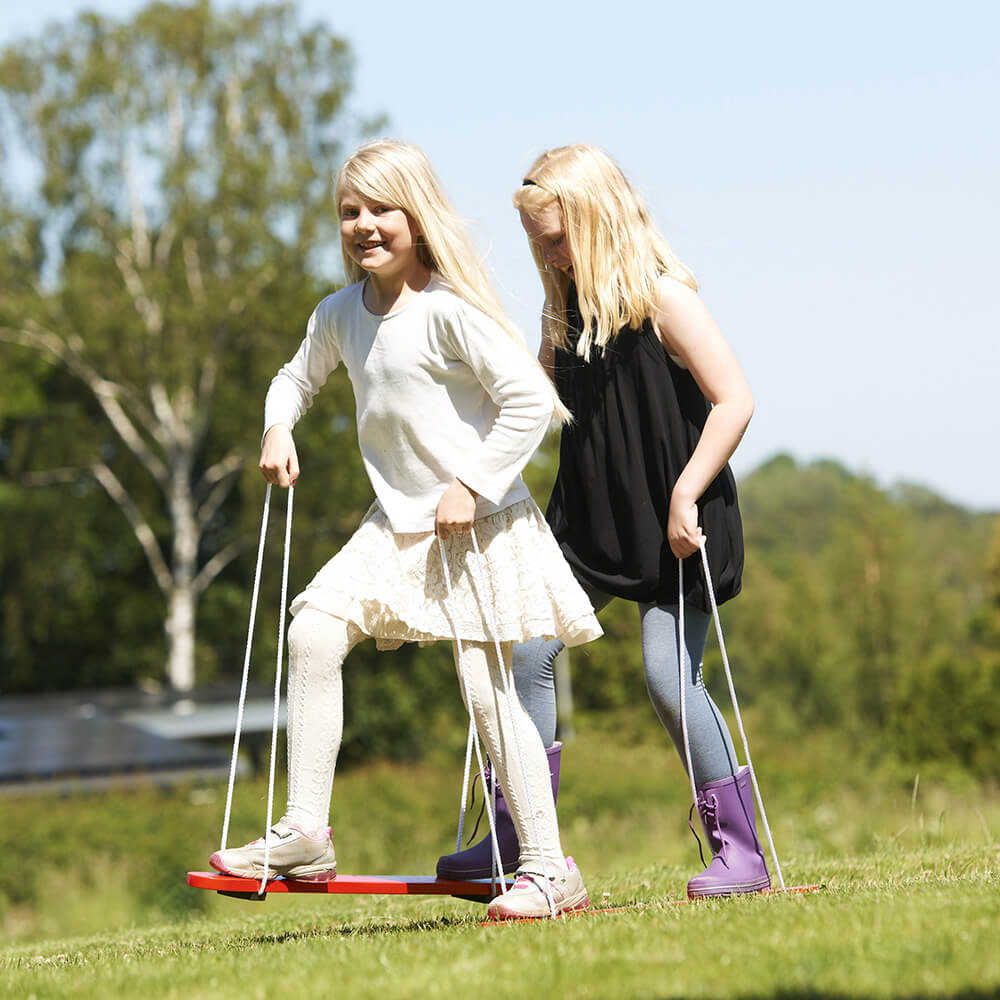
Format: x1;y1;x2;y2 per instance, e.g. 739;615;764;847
164;583;196;691
166;456;199;690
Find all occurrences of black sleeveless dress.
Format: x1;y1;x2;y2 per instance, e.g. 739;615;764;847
546;286;743;613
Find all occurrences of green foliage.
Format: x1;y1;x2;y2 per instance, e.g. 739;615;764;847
727;456;998;777
892;647;1000;776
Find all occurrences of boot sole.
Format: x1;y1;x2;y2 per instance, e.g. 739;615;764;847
687;878;770;898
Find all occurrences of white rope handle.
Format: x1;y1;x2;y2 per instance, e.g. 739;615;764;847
679;539;786;890
220;483;273;850
677;553;699;813
453;719;477;852
259;485;295;894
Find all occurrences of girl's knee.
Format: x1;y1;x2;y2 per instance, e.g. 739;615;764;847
513;637;562;683
287;611;313;659
288;608;357;664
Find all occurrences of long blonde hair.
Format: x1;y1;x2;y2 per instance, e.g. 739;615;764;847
513;144;697;358
336;140;569;422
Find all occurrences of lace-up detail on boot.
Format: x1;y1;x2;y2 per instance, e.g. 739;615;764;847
461;766;494;846
689;793;727;870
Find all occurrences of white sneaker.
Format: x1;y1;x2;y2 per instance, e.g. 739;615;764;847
210;821;337;880
487;856;590;920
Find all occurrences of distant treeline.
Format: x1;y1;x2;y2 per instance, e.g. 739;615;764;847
2;424;998;778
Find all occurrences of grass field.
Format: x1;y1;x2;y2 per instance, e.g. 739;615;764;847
2;711;998;998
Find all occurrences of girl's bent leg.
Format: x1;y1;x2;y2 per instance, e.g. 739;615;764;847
639;602;739;785
453;640;564;870
437;638;565;881
284;608;364;832
455;639;591;918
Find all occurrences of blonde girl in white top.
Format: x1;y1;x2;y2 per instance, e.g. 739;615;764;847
209;140;601;920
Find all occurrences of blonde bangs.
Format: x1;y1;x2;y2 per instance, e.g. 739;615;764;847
517;144;697;359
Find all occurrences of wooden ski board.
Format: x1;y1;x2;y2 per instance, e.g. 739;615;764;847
187;870;511;899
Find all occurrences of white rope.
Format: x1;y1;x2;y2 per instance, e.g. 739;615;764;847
678;538;786;890
259;485;295;895
454;719;476;852
437;535;508;896
220;483;272;851
677;556;699;812
467;528;557;918
451;723;499;881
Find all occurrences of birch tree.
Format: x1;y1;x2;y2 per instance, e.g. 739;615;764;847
0;1;361;689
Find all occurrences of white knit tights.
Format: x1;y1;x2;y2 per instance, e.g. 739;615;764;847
282;608;362;832
452;640;566;870
282;609;565;871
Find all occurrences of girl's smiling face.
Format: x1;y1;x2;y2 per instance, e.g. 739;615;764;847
339;187;422;280
519;204;573;276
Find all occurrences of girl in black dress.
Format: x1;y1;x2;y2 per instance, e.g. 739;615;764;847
438;144;769;898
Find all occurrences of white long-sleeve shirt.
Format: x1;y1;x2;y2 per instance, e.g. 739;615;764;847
264;276;554;533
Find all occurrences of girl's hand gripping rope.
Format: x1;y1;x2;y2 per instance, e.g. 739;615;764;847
435;478;478;538
260;424;300;487
667;488;705;559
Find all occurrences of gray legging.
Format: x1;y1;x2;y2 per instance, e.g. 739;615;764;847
513;586;739;785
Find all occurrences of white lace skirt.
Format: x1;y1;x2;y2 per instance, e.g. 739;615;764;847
290;498;603;651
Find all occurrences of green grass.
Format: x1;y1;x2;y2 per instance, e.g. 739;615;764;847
2;712;998;998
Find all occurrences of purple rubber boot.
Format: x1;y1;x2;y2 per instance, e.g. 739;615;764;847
686;765;771;898
436;742;562;880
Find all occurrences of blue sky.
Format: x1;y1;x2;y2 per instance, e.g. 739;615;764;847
3;1;998;510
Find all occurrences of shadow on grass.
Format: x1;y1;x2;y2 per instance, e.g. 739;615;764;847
648;993;1000;1000
235;920;557;949
760;993;1000;1000
236;912;479;946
